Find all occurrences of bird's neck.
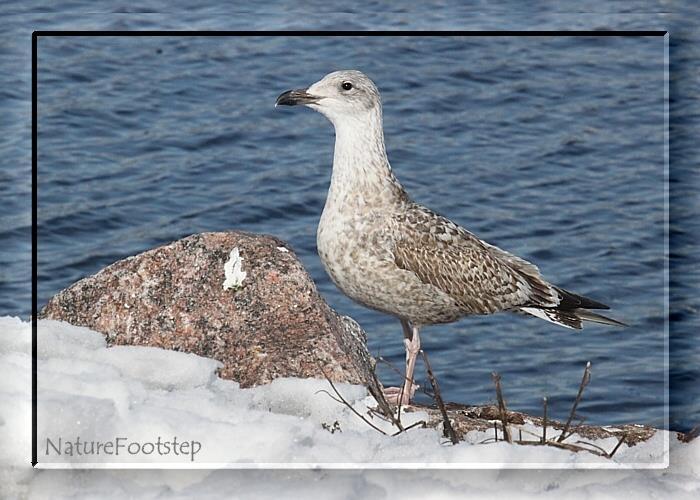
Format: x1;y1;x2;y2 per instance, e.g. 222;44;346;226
327;110;407;211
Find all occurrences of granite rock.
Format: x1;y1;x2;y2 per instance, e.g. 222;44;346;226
39;232;380;393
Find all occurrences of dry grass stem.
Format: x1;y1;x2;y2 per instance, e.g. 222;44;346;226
317;365;389;436
542;396;548;444
557;361;591;443
491;372;512;444
421;350;459;444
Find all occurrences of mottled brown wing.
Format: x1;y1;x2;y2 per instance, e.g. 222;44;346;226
391;205;544;314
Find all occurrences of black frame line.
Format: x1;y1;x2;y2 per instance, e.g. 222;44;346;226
31;29;669;468
32;30;666;36
31;31;38;468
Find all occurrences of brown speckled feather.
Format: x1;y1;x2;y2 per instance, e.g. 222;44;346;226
392;203;560;315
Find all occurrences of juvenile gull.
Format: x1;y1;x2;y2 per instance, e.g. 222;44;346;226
276;70;625;405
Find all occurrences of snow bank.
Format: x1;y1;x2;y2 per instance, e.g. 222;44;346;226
1;316;698;498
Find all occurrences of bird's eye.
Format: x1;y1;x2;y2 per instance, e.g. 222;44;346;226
341;81;353;91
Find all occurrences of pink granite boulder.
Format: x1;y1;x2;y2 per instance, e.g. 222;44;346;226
39;232;378;391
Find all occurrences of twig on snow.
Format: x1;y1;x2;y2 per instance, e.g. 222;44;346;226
422;350;459;445
557;361;591;443
492;372;512;444
317;365;388;436
542;396;548;444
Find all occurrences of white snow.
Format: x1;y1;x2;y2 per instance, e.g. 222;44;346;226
1;316;698;499
222;247;246;290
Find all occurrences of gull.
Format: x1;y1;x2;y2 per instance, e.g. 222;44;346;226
276;70;625;406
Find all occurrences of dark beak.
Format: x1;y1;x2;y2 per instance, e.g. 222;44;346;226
275;88;320;107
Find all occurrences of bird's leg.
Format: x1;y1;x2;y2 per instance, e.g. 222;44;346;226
383;319;420;406
400;324;421;405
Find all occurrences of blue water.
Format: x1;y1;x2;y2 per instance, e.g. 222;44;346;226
1;11;697;433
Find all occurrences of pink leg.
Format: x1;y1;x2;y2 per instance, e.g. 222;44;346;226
383;320;421;406
400;324;421;405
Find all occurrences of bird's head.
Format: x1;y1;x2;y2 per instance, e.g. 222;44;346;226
275;70;381;127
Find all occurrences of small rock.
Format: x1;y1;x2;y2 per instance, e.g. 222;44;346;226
39;232;379;392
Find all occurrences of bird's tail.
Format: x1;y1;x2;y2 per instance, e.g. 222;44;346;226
575;309;628;328
519;306;627;330
518;287;627;330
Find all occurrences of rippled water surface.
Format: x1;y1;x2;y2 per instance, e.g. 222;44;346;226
1;28;692;430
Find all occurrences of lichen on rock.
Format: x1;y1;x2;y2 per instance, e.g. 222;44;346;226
222;247;246;291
